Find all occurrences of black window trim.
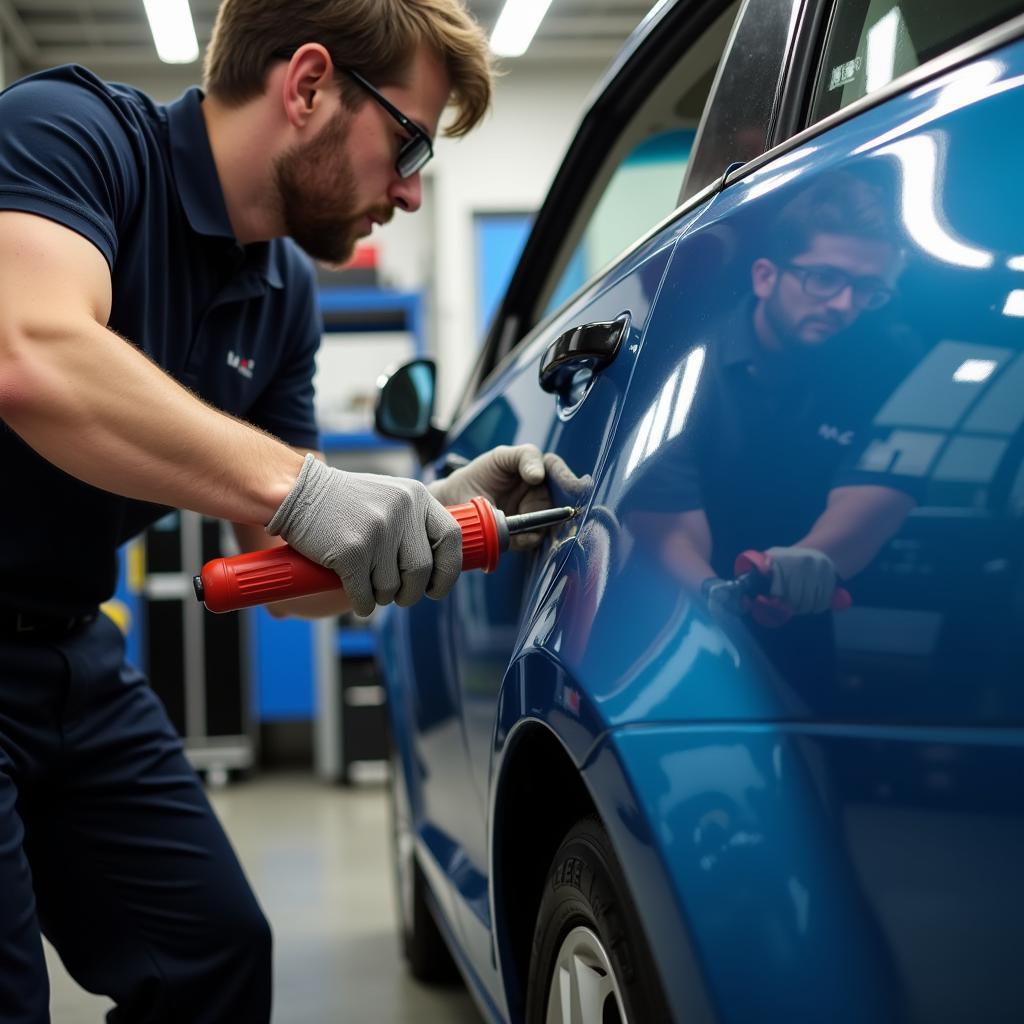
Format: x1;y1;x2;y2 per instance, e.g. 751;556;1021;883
737;6;1024;187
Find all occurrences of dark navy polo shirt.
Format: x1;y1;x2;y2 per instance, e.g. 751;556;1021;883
0;65;322;615
630;299;924;579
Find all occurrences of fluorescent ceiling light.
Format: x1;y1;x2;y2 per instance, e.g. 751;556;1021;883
1003;290;1024;318
490;0;555;58
953;358;998;383
143;0;199;64
866;8;900;93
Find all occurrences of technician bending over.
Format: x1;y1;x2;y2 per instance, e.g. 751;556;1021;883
0;2;541;1020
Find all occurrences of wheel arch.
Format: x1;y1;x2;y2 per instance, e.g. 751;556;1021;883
490;716;597;1020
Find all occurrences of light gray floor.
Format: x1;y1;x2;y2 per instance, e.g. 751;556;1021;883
46;773;482;1023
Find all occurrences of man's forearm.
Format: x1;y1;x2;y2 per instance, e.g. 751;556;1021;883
0;315;304;526
797;485;915;579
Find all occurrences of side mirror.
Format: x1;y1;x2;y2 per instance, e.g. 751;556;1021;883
374;358;447;463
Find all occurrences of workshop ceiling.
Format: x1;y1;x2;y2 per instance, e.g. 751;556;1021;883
0;1;658;76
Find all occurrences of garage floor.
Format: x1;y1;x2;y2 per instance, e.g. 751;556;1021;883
45;773;482;1023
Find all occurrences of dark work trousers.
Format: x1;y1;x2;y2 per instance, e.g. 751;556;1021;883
0;613;272;1023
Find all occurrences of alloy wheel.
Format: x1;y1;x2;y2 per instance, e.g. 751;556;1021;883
545;925;628;1024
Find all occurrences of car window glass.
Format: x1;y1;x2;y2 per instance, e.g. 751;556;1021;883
536;2;741;322
810;0;1021;123
544;130;694;315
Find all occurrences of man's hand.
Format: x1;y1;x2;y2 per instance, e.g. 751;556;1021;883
268;454;462;617
428;445;592;551
765;546;838;615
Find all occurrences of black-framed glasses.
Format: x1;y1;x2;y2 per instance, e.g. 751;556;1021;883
782;262;894;311
273;50;433;178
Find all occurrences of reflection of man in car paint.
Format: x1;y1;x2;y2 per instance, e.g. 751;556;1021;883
629;171;922;681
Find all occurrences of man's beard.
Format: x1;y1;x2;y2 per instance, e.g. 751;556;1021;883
274;110;378;264
765;292;845;352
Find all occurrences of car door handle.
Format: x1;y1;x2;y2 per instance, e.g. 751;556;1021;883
539;313;630;394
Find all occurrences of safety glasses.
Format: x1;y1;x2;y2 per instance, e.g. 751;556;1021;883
273;49;433;179
344;68;433;179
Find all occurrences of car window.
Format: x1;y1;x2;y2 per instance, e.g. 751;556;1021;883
536;2;741;321
809;0;1022;123
544;130;694;316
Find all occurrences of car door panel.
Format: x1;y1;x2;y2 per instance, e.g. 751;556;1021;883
497;33;1024;1022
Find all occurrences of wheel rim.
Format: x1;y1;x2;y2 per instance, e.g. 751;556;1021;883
389;758;416;935
545;925;628;1024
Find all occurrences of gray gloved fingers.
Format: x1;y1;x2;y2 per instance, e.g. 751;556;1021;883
424;500;462;600
490;443;545;484
542;452;592;501
394;529;434;607
509;532;542;551
371;550;402;607
767;546;836;615
343;567;377;618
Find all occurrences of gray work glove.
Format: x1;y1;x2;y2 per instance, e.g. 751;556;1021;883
267;454;462;617
765;545;838;615
426;445;564;551
428;445;593;550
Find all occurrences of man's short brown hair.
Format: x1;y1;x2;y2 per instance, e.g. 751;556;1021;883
203;0;493;137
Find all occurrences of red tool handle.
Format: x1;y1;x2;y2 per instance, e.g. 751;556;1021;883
194;496;504;613
734;549;852;628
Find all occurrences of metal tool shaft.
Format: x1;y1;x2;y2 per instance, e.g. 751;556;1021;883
506;505;577;535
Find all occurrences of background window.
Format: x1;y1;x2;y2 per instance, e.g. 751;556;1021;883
810;0;1022;124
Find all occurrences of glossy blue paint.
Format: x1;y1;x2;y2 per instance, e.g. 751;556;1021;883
380;26;1024;1024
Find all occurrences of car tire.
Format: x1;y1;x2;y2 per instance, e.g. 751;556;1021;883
388;750;461;984
525;816;671;1023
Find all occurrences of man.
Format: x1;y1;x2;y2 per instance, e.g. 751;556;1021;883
0;2;548;1020
628;172;921;679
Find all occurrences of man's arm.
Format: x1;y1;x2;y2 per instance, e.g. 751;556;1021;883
0;211;304;523
795;484;916;579
627;509;715;591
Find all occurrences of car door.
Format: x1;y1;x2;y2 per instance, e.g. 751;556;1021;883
546;3;1024;1019
386;0;816;1003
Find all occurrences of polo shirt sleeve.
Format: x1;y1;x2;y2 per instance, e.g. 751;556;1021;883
246;251;321;450
0;70;138;269
830;327;929;504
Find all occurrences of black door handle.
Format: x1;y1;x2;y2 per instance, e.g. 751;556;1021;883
539;314;630;394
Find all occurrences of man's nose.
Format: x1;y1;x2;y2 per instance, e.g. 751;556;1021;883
826;284;856;313
389;172;423;214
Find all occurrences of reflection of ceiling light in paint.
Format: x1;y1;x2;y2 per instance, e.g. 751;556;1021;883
1008;255;1024;271
1004;290;1024;317
878;135;994;269
490;0;555;57
866;8;901;92
953;359;998;383
142;0;199;63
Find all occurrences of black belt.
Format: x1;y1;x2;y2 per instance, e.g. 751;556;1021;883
0;609;99;638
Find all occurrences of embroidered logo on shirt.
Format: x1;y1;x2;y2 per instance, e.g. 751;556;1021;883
227;351;256;380
818;423;855;446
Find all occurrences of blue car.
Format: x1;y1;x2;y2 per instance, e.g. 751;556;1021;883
374;0;1024;1020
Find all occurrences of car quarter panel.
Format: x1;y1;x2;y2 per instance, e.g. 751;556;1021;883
601;723;1024;1022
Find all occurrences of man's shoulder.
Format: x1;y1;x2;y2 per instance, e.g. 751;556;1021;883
0;65;159;140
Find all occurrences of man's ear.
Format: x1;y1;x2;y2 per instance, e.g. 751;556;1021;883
751;257;778;300
281;43;336;128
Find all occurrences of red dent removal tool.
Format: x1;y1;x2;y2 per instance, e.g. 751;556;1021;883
732;549;853;628
193;497;577;614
